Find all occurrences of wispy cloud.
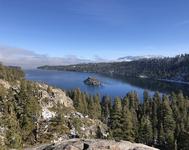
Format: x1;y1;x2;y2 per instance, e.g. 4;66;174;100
0;45;92;68
93;55;112;62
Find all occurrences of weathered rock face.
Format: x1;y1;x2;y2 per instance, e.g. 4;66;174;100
0;79;11;89
84;77;101;86
33;82;74;121
33;82;108;143
37;82;73;108
26;139;159;150
0;79;109;147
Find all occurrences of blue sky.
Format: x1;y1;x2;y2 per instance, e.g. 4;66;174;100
0;0;189;63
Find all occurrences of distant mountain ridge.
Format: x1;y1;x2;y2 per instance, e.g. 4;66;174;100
38;54;189;83
117;55;164;62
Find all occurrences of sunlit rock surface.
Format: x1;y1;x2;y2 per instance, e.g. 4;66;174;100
25;139;159;150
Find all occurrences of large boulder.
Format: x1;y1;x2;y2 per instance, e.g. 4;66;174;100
29;139;159;150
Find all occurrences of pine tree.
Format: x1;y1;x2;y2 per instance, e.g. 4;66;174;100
154;92;163;146
185;112;189;132
73;89;85;114
158;123;165;146
177;131;189;150
143;90;150;116
0;85;6;99
81;92;88;115
177;92;187;132
110;97;122;140
151;98;158;144
127;92;139;137
171;92;180;149
153;92;161;107
93;94;101;119
121;102;135;142
138;116;153;145
101;96;111;124
14;81;41;144
162;95;176;149
5;116;23;149
88;95;95;119
2;96;23;149
127;91;139;110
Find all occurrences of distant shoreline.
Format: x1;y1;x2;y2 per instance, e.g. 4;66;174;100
37;67;189;86
158;79;189;85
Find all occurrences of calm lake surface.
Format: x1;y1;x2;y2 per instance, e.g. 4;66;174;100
25;69;189;101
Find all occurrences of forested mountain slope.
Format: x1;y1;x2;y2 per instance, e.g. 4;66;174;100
0;64;108;149
67;88;189;150
39;54;189;82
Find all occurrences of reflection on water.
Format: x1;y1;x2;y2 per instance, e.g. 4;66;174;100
25;69;189;101
111;75;189;97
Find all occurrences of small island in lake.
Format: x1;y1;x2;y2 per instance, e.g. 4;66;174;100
84;76;101;86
